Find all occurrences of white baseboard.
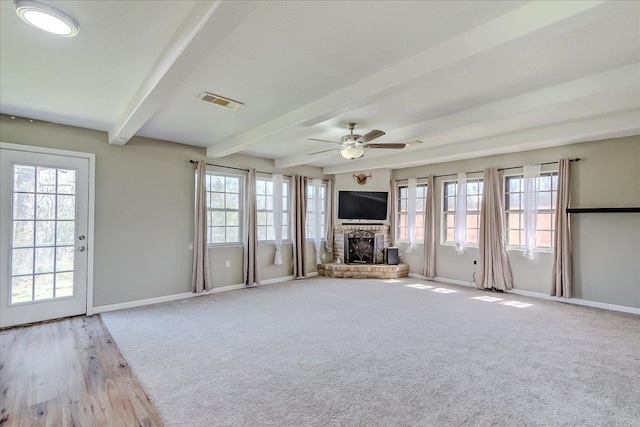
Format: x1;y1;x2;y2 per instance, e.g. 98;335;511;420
307;271;319;278
407;273;639;315
93;283;245;314
261;275;294;285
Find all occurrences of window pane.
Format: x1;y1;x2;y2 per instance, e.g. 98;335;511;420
12;248;33;276
509;194;520;210
212;176;225;192
266;226;275;241
55;272;73;297
445;213;454;227
56;247;74;272
538;192;551;209
536;230;552;248
11;275;33;303
226;212;239;226
211;193;224;209
266;212;274;226
211;227;225;243
14;165;35;192
257;212;267;226
36;221;55;246
256;180;266;195
446;228;454;242
265;181;273;196
256;195;266;210
225;177;239;193
258;226;267;241
211;211;225;226
14;193;35;220
57;195;75;220
34;274;54;300
508;177;520;192
266;196;273;210
37;168;56;193
468;182;479;195
13;221;34;247
36;194;56;220
226;227;239;242
539;175;552;191
226;193;238;209
57;169;76;194
56;221;75;245
35;247;55;274
466;228;478;244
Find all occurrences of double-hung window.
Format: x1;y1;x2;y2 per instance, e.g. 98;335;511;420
305;182;326;240
205;173;242;245
256;178;290;241
505;172;557;249
396;183;427;242
442;179;483;245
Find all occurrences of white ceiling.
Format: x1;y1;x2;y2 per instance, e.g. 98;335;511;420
1;1;639;174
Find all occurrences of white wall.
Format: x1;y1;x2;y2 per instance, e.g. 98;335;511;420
390;136;640;309
0;115;326;308
334;168;391;226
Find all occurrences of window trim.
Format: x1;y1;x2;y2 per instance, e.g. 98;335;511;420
503;171;558;253
205;171;244;247
440;178;483;248
255;175;292;243
395;181;428;244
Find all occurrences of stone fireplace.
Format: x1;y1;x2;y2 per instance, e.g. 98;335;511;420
333;224;389;264
344;230;375;264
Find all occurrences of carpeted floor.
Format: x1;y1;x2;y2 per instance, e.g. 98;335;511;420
101;277;640;426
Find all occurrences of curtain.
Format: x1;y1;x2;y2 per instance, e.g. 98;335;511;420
551;158;572;297
192;161;212;292
273;173;284;265
293;175;307;278
312;178;323;264
244;169;260;287
522;164;541;259
389;180;397;247
454;172;467;254
406;178;417;253
478;168;513;290
422;175;436;278
324;178;335;257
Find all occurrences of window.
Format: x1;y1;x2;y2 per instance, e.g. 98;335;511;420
442;179;483;245
205;173;242;244
396;183;427;241
256;178;289;241
505;173;557;249
306;182;326;239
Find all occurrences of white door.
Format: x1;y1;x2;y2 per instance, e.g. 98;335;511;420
0;148;90;328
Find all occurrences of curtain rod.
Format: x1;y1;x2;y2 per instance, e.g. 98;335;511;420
189;159;293;178
393;158;581;182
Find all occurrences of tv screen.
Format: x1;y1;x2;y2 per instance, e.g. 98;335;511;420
338;191;388;220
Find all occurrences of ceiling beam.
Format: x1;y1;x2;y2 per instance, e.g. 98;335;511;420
108;0;257;145
207;0;611;157
275;63;640;169
321;110;640;175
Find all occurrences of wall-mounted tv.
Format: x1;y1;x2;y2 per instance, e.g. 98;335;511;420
338;191;388;220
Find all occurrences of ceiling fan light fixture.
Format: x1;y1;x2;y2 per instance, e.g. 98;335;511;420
15;0;79;37
341;146;364;160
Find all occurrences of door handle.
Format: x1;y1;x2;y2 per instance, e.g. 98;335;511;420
76;246;86;252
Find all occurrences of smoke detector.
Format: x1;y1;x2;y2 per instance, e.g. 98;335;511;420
197;92;243;110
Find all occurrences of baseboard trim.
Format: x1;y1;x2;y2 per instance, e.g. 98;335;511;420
261;275;294;285
93;283;245;314
407;273;639;315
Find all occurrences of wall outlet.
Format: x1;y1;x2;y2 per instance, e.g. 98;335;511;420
398;253;403;259
225;260;230;268
188;243;193;250
473;259;477;265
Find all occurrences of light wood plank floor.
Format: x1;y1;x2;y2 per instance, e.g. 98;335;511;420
0;315;163;427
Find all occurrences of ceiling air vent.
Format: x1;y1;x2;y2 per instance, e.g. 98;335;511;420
197;92;243;110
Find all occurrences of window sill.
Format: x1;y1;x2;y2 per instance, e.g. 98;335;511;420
507;246;553;254
207;243;243;249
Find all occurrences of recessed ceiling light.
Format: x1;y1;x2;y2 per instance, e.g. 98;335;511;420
14;0;79;37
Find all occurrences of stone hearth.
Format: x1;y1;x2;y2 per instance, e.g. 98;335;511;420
319;263;409;279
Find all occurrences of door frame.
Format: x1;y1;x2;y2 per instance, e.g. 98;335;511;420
1;142;96;316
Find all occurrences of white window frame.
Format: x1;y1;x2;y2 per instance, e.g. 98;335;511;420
305;181;327;241
504;171;558;252
395;181;427;243
205;172;243;246
256;176;291;243
441;178;483;247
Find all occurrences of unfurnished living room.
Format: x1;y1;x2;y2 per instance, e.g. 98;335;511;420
1;1;639;426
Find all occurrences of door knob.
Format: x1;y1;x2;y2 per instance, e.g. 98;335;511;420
76;246;86;252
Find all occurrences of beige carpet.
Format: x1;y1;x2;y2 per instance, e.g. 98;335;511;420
102;277;640;426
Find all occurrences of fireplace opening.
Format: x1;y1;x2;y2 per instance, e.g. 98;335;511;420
344;230;375;264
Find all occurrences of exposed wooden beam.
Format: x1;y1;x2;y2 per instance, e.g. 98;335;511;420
207;0;610;157
108;1;257;145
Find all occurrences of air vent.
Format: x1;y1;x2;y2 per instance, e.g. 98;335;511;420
197;92;243;110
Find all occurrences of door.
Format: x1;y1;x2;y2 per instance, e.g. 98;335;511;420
1;148;90;328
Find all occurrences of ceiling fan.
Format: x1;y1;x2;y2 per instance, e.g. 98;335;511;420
307;122;414;159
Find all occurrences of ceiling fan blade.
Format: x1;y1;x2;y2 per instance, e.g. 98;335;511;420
356;130;385;143
307;148;339;155
362;143;406;149
307;138;340;144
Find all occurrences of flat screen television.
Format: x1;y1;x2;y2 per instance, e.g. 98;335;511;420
338;191;388;220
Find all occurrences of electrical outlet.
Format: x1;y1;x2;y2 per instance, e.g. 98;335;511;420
473;259;477;265
225;260;230;268
398;253;403;259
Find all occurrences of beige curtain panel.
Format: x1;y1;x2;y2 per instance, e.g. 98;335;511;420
389;180;397;246
244;169;260;287
192;161;212;293
293;175;307;278
422;175;436;279
551;158;572;297
324;178;335;256
478;168;513;290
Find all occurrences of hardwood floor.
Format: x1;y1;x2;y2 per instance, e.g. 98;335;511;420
0;315;163;427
